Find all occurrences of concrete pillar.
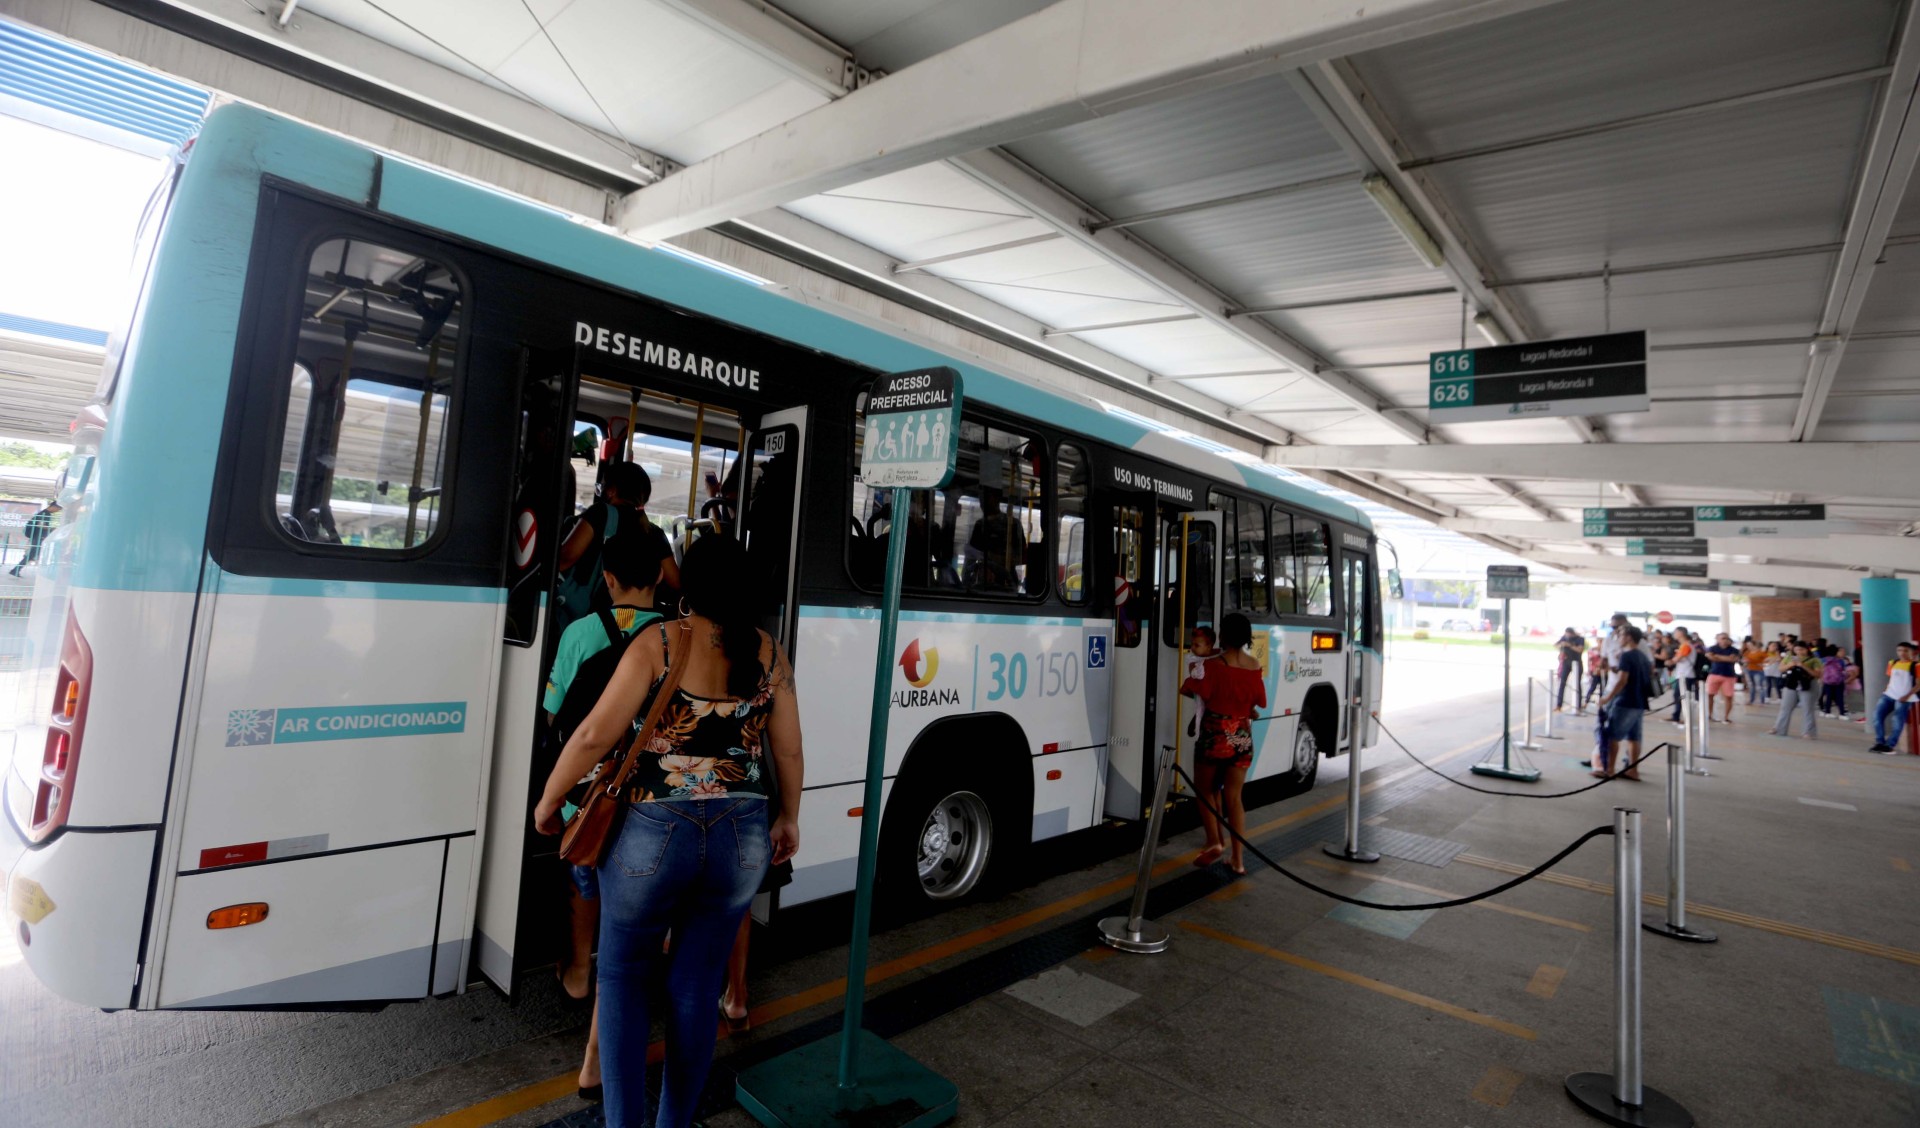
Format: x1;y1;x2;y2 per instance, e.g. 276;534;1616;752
1860;577;1911;701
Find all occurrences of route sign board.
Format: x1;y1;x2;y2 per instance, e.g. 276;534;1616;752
1669;580;1720;592
1643;562;1708;578
1429;330;1647;423
1583;506;1694;538
1486;564;1531;598
859;366;962;489
1626;538;1707;558
1693;504;1826;538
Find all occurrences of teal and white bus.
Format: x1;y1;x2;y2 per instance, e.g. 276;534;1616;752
6;103;1380;1011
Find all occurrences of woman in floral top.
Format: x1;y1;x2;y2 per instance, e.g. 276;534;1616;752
537;536;802;1128
1181;612;1267;876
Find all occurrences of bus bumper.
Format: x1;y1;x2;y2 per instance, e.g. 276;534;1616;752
6;809;154;1010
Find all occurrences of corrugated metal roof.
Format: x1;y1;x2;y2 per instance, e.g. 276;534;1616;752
0;18;207;147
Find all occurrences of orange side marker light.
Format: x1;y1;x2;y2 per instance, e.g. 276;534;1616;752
207;902;269;929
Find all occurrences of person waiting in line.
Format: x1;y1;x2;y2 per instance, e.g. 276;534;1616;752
1742;638;1768;706
539;532;666;1103
1553;627;1585;713
1771;641;1823;740
555;461;680;631
1763;642;1785;702
536;536;802;1128
1665;630;1695;726
1817;645;1851;720
1594;626;1652;780
1869;641;1920;754
1182;613;1266;876
1579;639;1608;713
1703;632;1742;724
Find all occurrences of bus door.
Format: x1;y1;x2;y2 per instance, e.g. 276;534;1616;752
1158;510;1222;790
737;406;808;651
1341;550;1378;749
1101;492;1153;818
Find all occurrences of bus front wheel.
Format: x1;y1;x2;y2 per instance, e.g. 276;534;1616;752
1284;716;1321;789
881;766;1017;904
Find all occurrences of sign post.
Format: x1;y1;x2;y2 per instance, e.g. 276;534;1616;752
1474;565;1542;782
736;368;962;1128
1429;330;1647;423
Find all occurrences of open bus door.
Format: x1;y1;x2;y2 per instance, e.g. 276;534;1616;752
1100;503;1220;819
1341;548;1379;750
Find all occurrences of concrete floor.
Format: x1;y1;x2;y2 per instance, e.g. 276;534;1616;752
7;677;1919;1127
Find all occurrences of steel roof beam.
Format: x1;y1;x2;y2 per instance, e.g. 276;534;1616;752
892;232;1062;273
1263;441;1913;499
1402;66;1892;171
1791;3;1920;442
1043;313;1201;337
1535;554;1907;592
611;0;1566;241
1087;172;1361;232
1227;286;1456;318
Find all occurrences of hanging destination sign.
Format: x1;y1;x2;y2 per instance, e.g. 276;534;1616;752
1428;330;1647;423
1668;580;1719;592
1626;538;1708;558
1486;564;1530;598
1693;504;1826;538
1583;506;1694;538
859;367;962;489
1643;562;1708;578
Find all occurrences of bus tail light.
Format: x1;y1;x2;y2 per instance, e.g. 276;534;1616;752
29;609;93;841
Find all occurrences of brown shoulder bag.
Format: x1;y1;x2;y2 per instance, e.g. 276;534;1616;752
558;621;689;866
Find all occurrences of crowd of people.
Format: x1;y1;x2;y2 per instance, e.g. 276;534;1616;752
534;461;804;1128
1552;616;1919;773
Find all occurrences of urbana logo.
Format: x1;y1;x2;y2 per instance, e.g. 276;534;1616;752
894;639;958;707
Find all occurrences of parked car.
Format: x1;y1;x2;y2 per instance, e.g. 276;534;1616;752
1441;618;1477;631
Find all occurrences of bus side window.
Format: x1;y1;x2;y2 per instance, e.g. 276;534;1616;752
1207;488;1237;610
1270;509;1297;613
1242;501;1270;614
275;238;462;551
1057;443;1088;605
1295;519;1333;617
1111;502;1145;647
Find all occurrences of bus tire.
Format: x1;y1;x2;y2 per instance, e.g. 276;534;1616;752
881;760;1025;905
1282;714;1321;789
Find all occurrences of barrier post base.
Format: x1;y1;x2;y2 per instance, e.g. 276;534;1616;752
1096;916;1170;954
1322;843;1381;863
736;1030;958;1128
1564;1073;1694;1127
1642;922;1718;944
1470;763;1543;782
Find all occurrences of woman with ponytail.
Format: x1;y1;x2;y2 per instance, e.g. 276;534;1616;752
536;535;803;1128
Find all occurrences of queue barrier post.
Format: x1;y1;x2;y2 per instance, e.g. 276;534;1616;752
1323;680;1380;864
1644;743;1716;945
1097;743;1177;953
1695;683;1720;761
1518;678;1543;751
1542;664;1564;740
1566;807;1695;1127
1680;690;1706;778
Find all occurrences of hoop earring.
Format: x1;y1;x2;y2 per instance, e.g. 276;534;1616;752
678;597;693;619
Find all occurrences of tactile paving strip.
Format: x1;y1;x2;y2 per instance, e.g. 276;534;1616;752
1358;826;1468;868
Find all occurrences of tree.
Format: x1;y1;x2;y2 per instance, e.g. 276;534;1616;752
0;441;66;470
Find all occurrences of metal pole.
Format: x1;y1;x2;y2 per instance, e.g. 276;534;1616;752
1646;742;1717;943
1567;807;1693;1124
1696;682;1720;760
1613;807;1643;1108
1518;677;1543;751
1098;744;1177;953
835;503;909;1088
1541;663;1562;739
1503;598;1512;766
1324;670;1380;863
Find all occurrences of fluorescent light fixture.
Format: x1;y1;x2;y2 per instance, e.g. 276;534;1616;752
1473;312;1510;346
1361;174;1445;269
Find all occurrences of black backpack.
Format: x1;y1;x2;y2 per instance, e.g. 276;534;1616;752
553;608;663;742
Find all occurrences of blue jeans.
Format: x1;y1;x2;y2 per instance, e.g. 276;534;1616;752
598;797;768;1128
1874;696;1911;748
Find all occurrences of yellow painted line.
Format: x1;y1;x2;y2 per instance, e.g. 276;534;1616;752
1525;964;1566;1000
1893;857;1912;873
1208;881;1251;902
420;728;1495;1125
416;1073;578;1128
1180;922;1536;1040
1837;776;1853;786
1081;944;1119;963
1748;743;1920;768
1455;854;1920;968
1471;1064;1526;1107
1301;857;1592;933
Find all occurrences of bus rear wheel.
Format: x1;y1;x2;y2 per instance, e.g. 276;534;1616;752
882;767;1016;905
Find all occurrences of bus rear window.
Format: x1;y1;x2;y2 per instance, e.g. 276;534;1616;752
274;239;462;551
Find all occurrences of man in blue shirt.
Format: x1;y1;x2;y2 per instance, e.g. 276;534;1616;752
1595;626;1653;780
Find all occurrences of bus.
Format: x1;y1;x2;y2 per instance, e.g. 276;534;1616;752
5;103;1380;1011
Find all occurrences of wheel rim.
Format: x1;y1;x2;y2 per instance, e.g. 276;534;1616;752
915;790;993;900
1293;723;1318;778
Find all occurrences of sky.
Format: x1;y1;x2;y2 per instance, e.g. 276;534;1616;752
0;113;165;332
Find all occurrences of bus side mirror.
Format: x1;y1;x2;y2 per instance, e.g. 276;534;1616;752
1387;569;1404;600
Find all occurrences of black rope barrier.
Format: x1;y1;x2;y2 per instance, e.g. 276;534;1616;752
1374;716;1673;799
1172;763;1614;912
